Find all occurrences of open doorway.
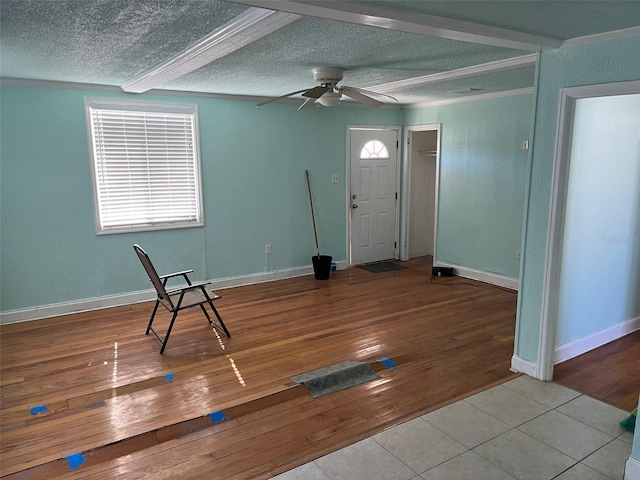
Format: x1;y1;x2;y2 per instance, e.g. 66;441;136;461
401;125;440;262
538;81;640;381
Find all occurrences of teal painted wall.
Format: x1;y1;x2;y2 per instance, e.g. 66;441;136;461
514;36;640;362
0;85;400;312
557;94;640;346
404;94;532;279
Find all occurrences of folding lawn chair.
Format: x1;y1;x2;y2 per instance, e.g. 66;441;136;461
133;244;231;354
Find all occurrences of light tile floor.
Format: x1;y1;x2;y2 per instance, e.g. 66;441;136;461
272;377;635;480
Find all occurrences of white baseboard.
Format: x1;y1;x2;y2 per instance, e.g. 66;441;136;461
554;316;640;364
626;456;640;480
0;290;155;325
510;354;538;378
434;262;519;291
0;260;349;324
410;250;432;258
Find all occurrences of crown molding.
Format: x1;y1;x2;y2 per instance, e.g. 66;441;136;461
0;77;402;109
1;75;523;109
406;87;534;109
562;25;640;48
0;77;289;103
368;54;536;94
1;77;123;92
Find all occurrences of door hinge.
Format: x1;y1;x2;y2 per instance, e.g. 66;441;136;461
395;241;397;249
396;140;399;148
395;192;398;200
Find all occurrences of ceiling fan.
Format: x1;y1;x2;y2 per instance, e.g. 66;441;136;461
256;67;397;110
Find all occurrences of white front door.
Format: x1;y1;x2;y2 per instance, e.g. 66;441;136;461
349;128;399;265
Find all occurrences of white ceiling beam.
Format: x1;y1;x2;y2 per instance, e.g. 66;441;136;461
367;54;537;94
227;0;562;51
122;7;300;93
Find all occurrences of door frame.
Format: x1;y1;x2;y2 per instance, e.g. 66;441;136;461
400;124;441;262
537;80;640;381
346;125;402;266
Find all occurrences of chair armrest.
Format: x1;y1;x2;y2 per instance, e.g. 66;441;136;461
166;280;211;293
166;281;221;300
159;269;193;280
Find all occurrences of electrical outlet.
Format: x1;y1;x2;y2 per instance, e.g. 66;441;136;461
331;175;339;183
265;244;271;254
522;139;529;150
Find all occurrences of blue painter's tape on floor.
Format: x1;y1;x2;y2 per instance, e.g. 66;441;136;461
30;405;49;415
64;452;86;470
163;372;174;383
209;411;226;423
376;357;397;369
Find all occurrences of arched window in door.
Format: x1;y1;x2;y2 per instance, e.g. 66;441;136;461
360;140;389;159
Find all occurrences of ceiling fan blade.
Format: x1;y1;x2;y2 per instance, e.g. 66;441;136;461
256;89;310;107
298;97;317;110
343;86;398;103
339;87;383;107
302;85;331;99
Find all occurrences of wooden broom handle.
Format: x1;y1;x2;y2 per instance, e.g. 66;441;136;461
305;170;321;257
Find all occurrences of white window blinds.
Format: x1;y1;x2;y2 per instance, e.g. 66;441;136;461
86;100;203;233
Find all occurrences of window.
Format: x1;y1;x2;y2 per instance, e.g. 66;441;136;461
360;140;389;159
86;98;203;234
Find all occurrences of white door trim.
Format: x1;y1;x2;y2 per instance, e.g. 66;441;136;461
537;80;640;381
400;124;441;262
346;125;402;266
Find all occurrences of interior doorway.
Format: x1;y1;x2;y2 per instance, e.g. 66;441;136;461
538;81;640;381
401;125;440;262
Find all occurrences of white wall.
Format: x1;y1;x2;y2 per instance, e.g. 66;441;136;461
555;93;640;359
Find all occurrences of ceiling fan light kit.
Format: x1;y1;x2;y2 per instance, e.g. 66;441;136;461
257;66;397;110
318;92;341;107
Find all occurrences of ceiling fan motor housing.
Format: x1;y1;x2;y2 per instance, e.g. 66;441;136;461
312;67;344;85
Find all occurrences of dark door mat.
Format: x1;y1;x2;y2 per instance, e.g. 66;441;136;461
359;262;408;273
291;360;380;398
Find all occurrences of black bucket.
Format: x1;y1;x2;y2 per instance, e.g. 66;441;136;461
312;255;333;280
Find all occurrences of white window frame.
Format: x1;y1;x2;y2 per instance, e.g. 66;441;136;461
85;98;204;235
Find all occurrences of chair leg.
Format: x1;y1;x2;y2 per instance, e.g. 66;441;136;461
146;300;161;334
159;311;179;354
198;304;214;326
207;300;231;338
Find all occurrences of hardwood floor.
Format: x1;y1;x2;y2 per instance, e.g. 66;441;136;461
1;256;632;479
554;329;640;412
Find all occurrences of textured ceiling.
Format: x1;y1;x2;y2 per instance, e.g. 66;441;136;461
1;0;639;105
0;0;248;85
164;15;529;96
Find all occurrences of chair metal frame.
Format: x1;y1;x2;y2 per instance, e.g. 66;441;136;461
133;244;231;354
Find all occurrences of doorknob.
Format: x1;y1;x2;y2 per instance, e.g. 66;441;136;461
352;194;357;199
352;204;358;209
